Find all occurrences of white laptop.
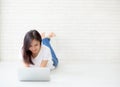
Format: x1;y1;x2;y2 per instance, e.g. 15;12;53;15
18;67;50;81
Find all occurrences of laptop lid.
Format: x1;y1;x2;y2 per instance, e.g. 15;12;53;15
18;67;50;81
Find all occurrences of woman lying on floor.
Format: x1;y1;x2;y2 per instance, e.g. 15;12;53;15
22;30;58;70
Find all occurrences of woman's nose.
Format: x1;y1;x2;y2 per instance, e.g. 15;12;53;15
32;47;36;51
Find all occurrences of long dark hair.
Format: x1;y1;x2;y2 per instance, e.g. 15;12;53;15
22;30;42;65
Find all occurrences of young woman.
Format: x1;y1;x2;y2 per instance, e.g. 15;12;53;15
22;30;58;70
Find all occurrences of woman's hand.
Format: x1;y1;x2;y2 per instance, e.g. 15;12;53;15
40;60;48;67
23;62;30;67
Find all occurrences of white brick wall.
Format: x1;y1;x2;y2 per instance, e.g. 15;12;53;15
0;0;120;63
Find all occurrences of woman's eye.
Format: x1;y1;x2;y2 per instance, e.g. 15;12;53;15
35;44;38;46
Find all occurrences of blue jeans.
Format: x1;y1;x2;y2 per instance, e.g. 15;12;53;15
42;38;58;67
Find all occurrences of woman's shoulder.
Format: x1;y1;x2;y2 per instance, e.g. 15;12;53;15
41;44;50;51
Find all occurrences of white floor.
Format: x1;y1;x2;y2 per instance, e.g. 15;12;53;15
0;60;120;87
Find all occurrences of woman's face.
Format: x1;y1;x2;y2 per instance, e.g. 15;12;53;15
29;39;41;55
